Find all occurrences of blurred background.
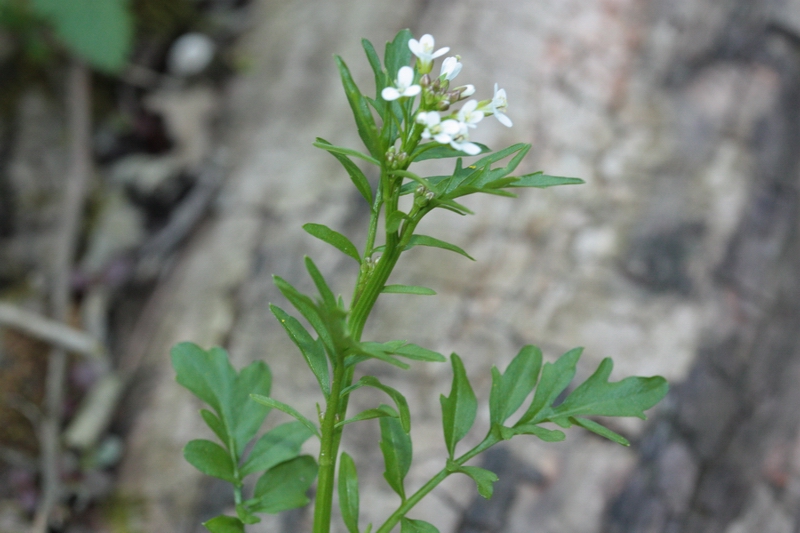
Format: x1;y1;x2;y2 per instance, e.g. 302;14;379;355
2;0;800;532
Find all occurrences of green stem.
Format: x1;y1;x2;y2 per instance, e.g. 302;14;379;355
374;433;499;533
313;360;347;533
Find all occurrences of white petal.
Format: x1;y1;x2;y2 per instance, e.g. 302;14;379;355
408;39;423;57
381;87;401;101
460;142;482;155
403;85;421;97
461;100;478;114
431;47;450;59
419;34;435;53
460;84;475;97
397;66;415;87
496;112;513;127
433;132;453;144
440;119;462;136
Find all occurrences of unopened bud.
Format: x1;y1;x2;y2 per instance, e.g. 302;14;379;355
419;74;432;88
437;100;451;111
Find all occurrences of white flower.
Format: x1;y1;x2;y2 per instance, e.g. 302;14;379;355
440;56;462;81
417;111;453;144
488;83;512;127
408;34;449;73
381;66;422;101
456;100;483;127
457;84;476;98
441;119;481;155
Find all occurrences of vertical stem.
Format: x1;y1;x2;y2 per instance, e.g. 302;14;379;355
32;60;91;533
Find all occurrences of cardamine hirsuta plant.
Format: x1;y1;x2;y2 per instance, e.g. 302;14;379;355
171;30;669;533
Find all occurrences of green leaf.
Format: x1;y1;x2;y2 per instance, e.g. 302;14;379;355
303;223;361;264
240;421;316;477
304;256;336;309
231;361;272;456
517;347;582;426
200;409;228;445
496;424;566;442
391;343;447;363
571;417;630;446
313;138;380;166
401;518;440;533
315;138;373;203
508;172;585;188
406;234;474;261
379;414;412;500
235;504;261;525
362;38;386;108
339;452;360;533
172;342;235;416
270;304;330;399
382;285;436;295
273;275;335;356
249;455;318;513
183;439;236;484
384;29;413;80
250;394;320;437
338;404;399;427
446;460;498;499
411;143;491;162
353;343;410;369
489;345;542;425
386;210;408;233
203;515;245;533
334;56;381;160
551;358;668;421
440;354;477;458
350;376;411;432
32;0;133;72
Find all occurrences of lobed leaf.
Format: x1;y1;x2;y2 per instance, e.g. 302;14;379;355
303;223;361;264
339;452;361;533
489;345;542;426
516;347;582;426
240;421;316;477
440;354;477;458
497;424;565;443
379;414;412;500
200;409;228;445
446;460;499;499
249;455;318;514
350;376;411;432
183;439;237;484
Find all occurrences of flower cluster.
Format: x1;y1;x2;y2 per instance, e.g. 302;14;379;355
381;33;512;156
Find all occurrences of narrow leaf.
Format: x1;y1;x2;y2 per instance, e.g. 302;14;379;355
411;143;491;162
334;56;381;159
400;518;440;533
313;138;380;166
339;452;360;533
440;354;477;458
250;455;318;513
384;29;413;80
304;256;336;308
303;223;361;264
183;439;236;484
392;343;447;363
337;404;399;427
498;424;566;442
241;421;315;477
273;275;334;356
379;414;412;499
231;360;272;457
571;417;630;446
200;409;228;445
362;38;386;106
508;172;585;188
270;304;330;399
382;285;436;296
459;465;499;499
354;376;411;432
315;138;373;203
406;234;474;261
203;515;245;533
489;345;542;425
250;394;319;437
386;210;408;233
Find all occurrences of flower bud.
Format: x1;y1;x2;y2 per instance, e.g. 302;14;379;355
419;74;432;88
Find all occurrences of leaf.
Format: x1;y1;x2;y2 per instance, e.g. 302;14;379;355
235;504;261;525
250;394;320;437
550;358;668;421
339;452;360;533
400;518;440;533
240;421;316;477
508;172;585;188
200;409;228;445
384;29;413;80
351;376;411;432
391;343;447;363
379;414;412;499
338;404;399;427
273;275;335;356
315;138;373;203
183;440;236;484
516;347;583;426
249;455;318;513
303;223;361;264
497;424;565;442
32;0;133;72
203;515;245;533
386;210;408;233
313;138;380;166
353;343;410;369
172;342;235;417
334;56;381;160
571;417;630;446
411;143;491;162
382;285;436;295
489;345;542;425
406;234;475;261
304;256;336;309
362;38;386;108
440;354;477;458
446;460;498;499
270;304;330;399
231;360;273;456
